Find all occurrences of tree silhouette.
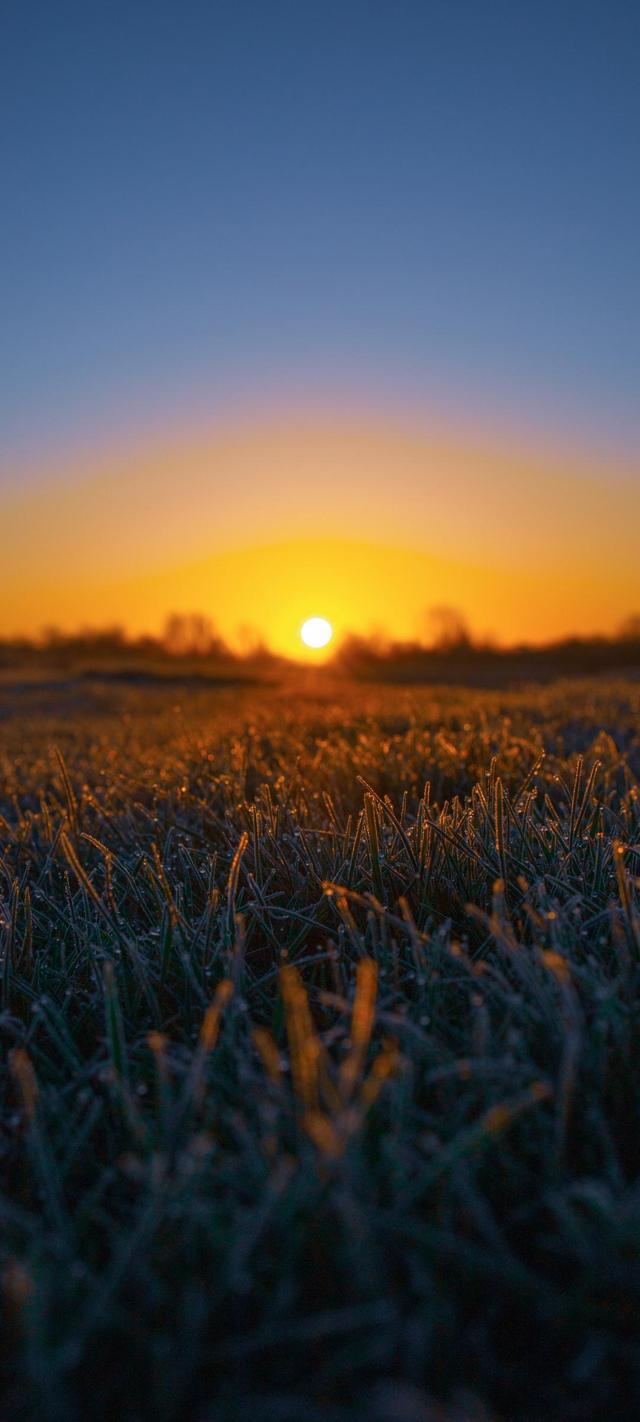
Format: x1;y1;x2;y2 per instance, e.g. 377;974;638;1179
426;605;472;651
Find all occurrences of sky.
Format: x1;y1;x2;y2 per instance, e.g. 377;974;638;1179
1;1;639;651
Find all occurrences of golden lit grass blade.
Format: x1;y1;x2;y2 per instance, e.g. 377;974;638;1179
425;809;496;878
65;834;159;1021
227;832;248;939
363;793;385;902
573;759;602;839
148;1030;168;1071
150;842;180;927
9;1047;38;1121
494;777;508;890
252;1026;282;1083
398;895;428;979
303;1111;344;1157
346;810;364;888
280;963;321;1112
53;746;79;837
323;882;364;954
542;950;571;985
9;1048;69;1242
357;777;418;870
481;1081;551;1137
61;831;114;926
360;1037;401;1109
250;805;263;887
148;1030;172;1129
199;979;234;1052
613;841;640;958
179;979;234;1118
568;754;584;850
515;751;545;804
340;957;377;1100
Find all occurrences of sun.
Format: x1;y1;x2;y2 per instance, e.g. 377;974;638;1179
300;616;333;650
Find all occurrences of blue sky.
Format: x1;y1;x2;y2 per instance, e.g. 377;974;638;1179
2;0;639;479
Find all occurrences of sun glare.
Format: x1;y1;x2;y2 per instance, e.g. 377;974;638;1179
300;616;333;650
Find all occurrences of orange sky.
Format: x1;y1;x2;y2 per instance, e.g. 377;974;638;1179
4;417;638;657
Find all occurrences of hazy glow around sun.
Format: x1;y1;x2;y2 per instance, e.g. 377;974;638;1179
300;616;333;649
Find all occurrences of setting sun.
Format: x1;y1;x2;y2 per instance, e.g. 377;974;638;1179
300;616;333;650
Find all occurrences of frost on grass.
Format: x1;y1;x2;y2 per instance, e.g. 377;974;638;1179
1;678;640;1421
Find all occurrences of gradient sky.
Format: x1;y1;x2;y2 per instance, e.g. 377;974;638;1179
2;2;639;648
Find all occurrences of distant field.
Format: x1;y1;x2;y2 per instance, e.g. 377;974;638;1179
1;678;640;1421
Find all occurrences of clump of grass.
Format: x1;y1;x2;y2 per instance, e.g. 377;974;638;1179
0;676;640;1420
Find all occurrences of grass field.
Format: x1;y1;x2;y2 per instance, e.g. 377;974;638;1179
1;675;640;1421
